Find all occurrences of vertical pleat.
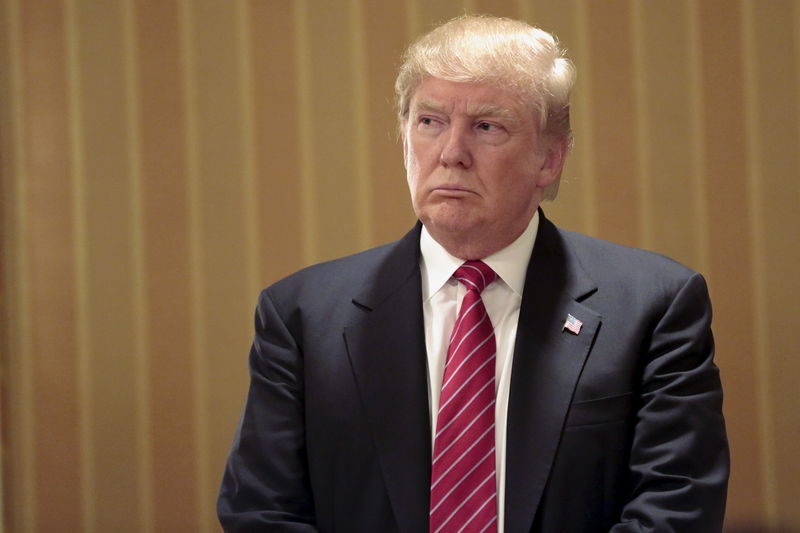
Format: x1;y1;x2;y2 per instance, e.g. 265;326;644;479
134;1;199;531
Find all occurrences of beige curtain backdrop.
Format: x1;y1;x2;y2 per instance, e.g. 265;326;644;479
1;0;798;532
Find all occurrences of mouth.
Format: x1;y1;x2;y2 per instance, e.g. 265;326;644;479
432;185;475;198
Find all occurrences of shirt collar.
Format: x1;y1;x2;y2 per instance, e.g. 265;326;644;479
419;211;539;300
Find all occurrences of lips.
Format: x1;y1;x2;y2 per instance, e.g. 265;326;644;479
431;186;475;198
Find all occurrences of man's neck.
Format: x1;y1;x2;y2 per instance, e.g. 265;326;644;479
425;213;537;260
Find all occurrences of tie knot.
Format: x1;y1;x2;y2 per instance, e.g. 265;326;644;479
453;260;497;294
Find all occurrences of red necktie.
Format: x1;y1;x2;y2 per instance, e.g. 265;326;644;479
430;260;498;533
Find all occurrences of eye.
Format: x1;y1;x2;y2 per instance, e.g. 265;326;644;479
476;121;499;132
416;115;444;133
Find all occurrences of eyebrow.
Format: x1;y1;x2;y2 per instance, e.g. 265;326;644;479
467;104;517;120
412;99;447;114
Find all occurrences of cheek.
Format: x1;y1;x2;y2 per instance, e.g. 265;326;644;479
404;150;424;200
489;159;541;201
404;142;434;183
404;148;418;181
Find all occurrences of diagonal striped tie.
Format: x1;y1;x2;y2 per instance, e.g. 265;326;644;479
430;260;498;533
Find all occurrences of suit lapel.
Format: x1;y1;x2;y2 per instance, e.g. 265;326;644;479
504;214;602;533
343;225;431;533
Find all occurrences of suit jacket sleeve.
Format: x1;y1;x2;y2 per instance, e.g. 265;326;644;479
610;272;729;532
217;288;320;532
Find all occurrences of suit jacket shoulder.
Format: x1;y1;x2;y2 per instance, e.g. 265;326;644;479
560;227;699;288
265;224;422;326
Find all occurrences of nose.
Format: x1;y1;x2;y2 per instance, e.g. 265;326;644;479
439;126;472;168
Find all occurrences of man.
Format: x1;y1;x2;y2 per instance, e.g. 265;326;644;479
218;15;728;533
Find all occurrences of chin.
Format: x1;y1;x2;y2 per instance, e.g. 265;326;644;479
423;213;479;237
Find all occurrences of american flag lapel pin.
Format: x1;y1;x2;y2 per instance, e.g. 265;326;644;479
563;313;582;335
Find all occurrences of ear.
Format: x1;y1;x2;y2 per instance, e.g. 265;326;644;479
537;135;568;187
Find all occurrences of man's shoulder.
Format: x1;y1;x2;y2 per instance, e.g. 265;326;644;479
554;224;701;288
276;241;399;287
264;224;421;302
546;225;712;325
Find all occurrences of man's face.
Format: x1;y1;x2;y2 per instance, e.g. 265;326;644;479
403;77;564;256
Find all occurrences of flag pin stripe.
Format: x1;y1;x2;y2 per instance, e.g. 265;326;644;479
563;314;582;335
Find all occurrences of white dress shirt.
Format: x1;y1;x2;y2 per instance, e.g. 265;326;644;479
419;211;539;532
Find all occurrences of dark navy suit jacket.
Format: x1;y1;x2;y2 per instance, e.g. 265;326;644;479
218;212;729;532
